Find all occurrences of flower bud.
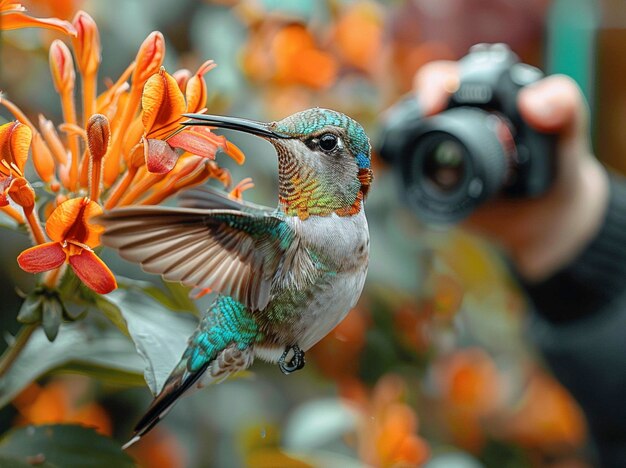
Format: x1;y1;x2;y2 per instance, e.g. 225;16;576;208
72;11;101;76
49;40;76;95
133;31;165;85
86;114;110;161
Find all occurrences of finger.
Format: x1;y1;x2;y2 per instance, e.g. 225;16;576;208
517;74;588;137
413;61;460;116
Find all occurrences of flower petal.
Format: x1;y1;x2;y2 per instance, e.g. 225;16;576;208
0;121;31;173
7;176;34;209
167;127;222;160
142;68;186;139
0;11;76;36
229;178;254;201
173;68;192;93
0;176;11;207
144;138;180;174
68;248;117;294
206;161;232;187
185;60;216;114
18;242;66;273
223;140;245;165
46;197;104;246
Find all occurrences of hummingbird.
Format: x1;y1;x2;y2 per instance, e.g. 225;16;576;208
98;108;373;448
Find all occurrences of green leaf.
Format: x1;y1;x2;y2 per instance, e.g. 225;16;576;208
0;323;144;408
54;362;145;388
0;454;55;468
94;296;130;336
62;301;87;321
57;270;130;336
0;424;135;468
119;277;199;316
107;289;197;395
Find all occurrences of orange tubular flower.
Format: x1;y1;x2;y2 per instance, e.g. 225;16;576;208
17;197;117;295
141;64;243;174
0;120;29;174
102;31;165;187
0;0;76;35
0;121;46;242
72;11;101;126
350;374;430;467
1;8;245;300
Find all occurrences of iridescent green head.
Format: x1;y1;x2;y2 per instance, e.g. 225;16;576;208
183;108;373;219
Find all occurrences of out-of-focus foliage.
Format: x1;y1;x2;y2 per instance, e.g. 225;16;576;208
0;0;596;467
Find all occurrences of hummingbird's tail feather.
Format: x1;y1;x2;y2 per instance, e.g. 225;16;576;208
123;360;210;449
124;296;259;448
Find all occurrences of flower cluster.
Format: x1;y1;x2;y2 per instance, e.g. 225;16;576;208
1;5;243;299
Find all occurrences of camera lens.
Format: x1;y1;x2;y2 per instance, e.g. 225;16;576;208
401;107;514;223
423;140;466;193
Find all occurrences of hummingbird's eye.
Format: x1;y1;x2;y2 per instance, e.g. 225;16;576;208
319;133;338;152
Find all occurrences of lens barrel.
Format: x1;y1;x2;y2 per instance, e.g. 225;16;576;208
401;107;515;223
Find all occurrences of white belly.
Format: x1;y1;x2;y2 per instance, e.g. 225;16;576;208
288;210;369;351
296;268;368;351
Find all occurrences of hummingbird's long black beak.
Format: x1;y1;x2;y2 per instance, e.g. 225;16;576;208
182;113;290;139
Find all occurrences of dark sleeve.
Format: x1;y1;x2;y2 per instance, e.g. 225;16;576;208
520;174;626;468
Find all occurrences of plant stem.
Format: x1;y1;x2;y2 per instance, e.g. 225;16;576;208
104;165;137;209
0;323;38;379
24;208;46;245
44;265;65;289
1;205;24;224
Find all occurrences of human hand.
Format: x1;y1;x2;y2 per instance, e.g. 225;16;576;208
414;61;609;281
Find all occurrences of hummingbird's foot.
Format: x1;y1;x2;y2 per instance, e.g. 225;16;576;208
279;345;305;375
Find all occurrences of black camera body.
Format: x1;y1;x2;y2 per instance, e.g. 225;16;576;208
379;43;555;223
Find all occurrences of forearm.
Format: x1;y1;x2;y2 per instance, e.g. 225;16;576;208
520;174;626;467
521;172;626;322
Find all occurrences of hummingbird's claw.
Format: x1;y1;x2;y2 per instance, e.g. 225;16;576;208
279;345;305;375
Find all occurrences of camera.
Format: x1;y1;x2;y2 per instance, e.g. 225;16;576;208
378;44;556;223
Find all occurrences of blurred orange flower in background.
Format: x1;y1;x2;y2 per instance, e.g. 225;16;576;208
309;307;369;380
13;378;112;436
434;347;503;416
332;0;384;73
502;369;587;452
343;374;430;467
242;22;337;90
431;347;503;452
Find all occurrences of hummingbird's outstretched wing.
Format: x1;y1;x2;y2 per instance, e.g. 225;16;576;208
98;205;295;311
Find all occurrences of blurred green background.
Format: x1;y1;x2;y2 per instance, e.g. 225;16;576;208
0;0;623;467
